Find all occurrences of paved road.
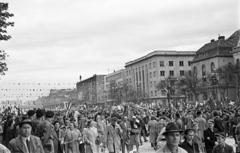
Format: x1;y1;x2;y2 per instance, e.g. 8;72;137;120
129;137;236;153
101;137;236;153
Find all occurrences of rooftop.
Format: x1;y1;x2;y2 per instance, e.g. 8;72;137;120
192;30;240;63
125;50;196;67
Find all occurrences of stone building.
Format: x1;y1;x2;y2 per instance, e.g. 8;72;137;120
125;50;195;106
190;30;240;103
104;69;126;103
76;74;105;105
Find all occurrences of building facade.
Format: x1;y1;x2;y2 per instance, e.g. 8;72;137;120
76;74;106;105
125;51;195;106
104;69;126;103
190;30;240;103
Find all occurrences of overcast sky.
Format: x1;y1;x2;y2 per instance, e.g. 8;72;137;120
0;0;239;99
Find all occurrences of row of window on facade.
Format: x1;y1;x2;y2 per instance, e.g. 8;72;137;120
126;70;185;84
149;89;188;97
126;61;191;76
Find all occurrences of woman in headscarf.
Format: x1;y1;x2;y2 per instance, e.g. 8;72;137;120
64;121;82;153
83;119;100;153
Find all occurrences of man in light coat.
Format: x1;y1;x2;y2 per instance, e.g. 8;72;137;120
105;116;123;153
119;116;131;153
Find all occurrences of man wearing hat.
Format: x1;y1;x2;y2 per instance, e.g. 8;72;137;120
204;119;219;153
8;119;44;153
156;122;187;153
32;109;45;137
179;128;200;153
37;111;55;153
212;132;234;153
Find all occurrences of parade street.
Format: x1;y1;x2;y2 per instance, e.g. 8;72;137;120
124;138;236;153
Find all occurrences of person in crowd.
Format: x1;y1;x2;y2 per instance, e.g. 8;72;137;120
195;111;207;138
204;119;219;153
147;116;157;150
83;119;100;153
179;128;200;153
156;122;187;153
52;120;64;153
156;117;167;138
5;118;15;146
192;122;204;153
32;109;45;137
213;110;224;132
8;119;44;153
37;111;55;153
231;109;240;143
119;115;131;153
105;116;123;153
3;115;13;146
229;111;235;138
64;121;82;153
139;113;148;143
0;143;10;153
27;110;36;121
156;126;166;150
63;118;70;130
78;114;86;134
185;113;194;130
212;132;234;153
78;115;86;153
176;113;184;131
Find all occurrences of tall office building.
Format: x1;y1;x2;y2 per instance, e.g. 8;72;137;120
125;50;195;106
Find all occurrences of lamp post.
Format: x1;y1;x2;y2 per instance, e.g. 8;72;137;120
211;68;218;101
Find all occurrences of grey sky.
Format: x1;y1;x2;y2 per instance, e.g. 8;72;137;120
1;0;239;86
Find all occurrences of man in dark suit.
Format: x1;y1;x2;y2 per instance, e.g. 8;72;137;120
37;111;55;153
212;132;234;153
213;111;224;132
204;119;219;153
32;109;45;137
8;119;44;153
119;116;131;153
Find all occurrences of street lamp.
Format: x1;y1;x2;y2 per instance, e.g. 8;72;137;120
211;68;218;101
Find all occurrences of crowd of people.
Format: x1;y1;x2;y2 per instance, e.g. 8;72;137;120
0;104;239;153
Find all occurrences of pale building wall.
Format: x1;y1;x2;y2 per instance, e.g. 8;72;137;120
125;51;195;106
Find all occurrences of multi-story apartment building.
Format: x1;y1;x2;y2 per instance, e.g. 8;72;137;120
125;51;195;106
76;74;105;104
104;69;126;101
191;30;239;103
